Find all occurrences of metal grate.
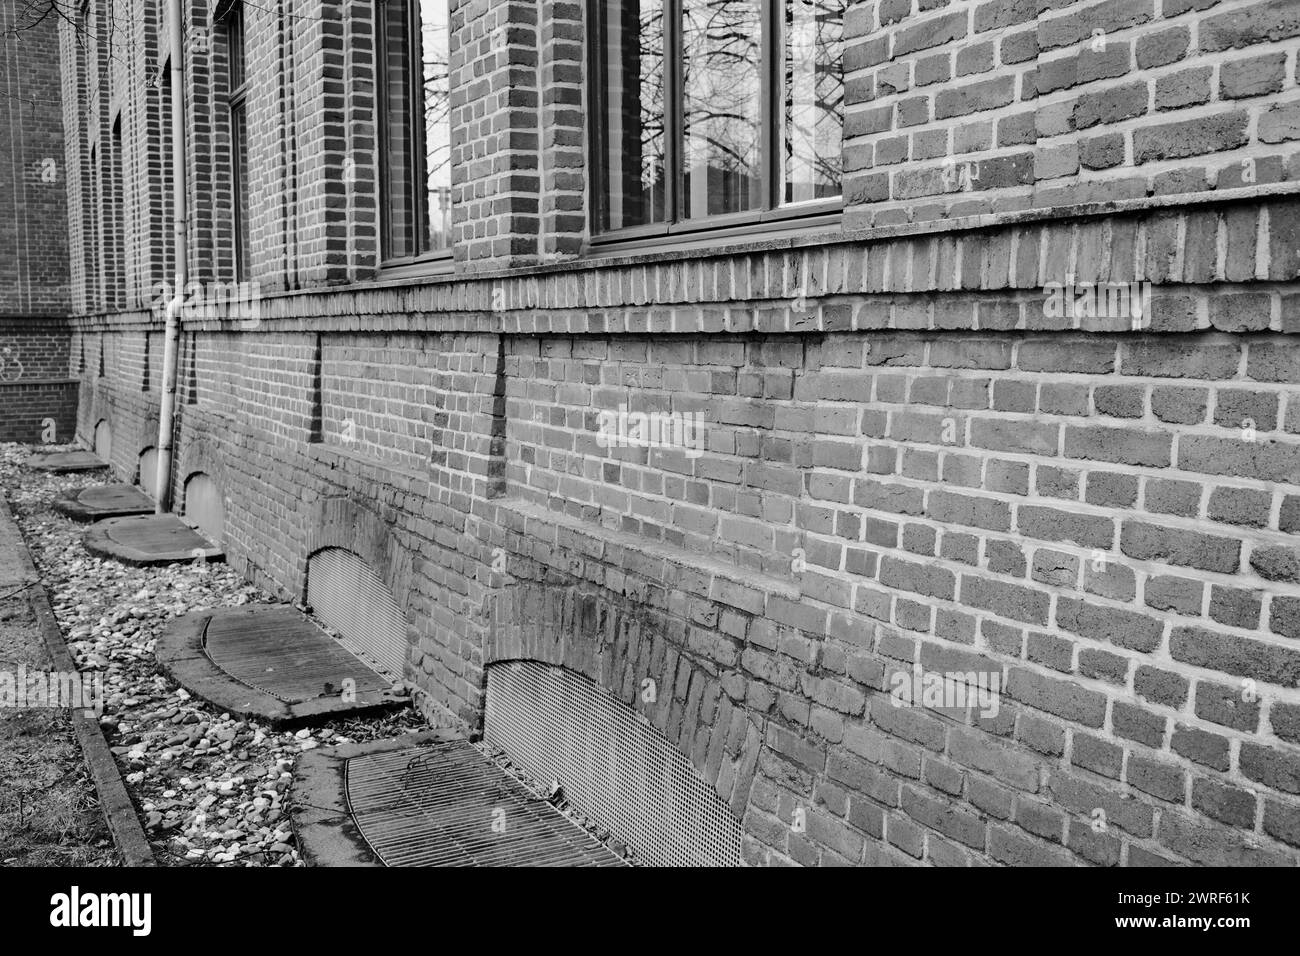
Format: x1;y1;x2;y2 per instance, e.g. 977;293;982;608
138;447;159;498
203;605;390;703
306;547;408;679
484;660;743;867
182;473;225;545
345;741;626;866
94;420;112;462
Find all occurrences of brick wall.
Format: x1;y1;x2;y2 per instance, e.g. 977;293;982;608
0;3;71;316
842;0;1300;228
53;0;1300;866
1;6;75;443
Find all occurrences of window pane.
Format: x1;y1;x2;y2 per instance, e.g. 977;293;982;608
681;0;762;220
231;104;251;280
781;0;843;204
597;0;666;231
420;0;452;251
227;6;245;90
380;0;416;259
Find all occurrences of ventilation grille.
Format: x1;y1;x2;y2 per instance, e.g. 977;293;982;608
183;473;225;545
484;660;743;867
138;448;159;498
203;606;389;704
307;547;407;678
345;741;626;866
94;420;112;461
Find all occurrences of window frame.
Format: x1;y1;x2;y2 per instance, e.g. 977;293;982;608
223;3;251;281
376;0;454;273
587;0;844;248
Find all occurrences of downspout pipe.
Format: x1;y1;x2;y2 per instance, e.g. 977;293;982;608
155;0;186;513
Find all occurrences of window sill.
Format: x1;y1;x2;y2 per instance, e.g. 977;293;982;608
587;201;843;257
377;254;455;281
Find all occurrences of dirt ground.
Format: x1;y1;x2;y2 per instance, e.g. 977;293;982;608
0;583;118;865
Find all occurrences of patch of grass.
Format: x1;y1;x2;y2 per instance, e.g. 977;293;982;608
0;594;118;866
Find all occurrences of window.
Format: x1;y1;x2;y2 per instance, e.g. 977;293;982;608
89;141;102;308
224;4;251;280
377;0;453;264
592;0;845;239
109;116;125;307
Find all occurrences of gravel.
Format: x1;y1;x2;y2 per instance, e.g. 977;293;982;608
0;443;427;866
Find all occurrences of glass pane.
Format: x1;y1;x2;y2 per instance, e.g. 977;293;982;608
227;6;245;90
782;0;843;204
420;0;452;251
597;0;666;231
380;0;416;260
681;0;762;220
232;104;251;280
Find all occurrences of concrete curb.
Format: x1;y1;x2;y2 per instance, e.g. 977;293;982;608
0;496;155;867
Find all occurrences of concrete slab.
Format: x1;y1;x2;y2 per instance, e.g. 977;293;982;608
55;483;156;522
291;735;628;867
83;513;223;566
155;604;410;728
28;450;110;473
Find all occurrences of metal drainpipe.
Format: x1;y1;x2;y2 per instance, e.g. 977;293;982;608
155;0;187;514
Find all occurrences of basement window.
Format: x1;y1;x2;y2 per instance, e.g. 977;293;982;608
306;547;408;678
182;473;225;546
484;660;744;866
93;419;112;462
138;447;159;498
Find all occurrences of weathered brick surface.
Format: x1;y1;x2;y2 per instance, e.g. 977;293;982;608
0;9;75;439
843;0;1300;227
46;0;1300;867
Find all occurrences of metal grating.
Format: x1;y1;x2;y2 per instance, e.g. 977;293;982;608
306;547;408;678
138;447;159;498
94;420;112;461
203;605;390;703
183;473;225;545
345;741;626;866
484;660;743;867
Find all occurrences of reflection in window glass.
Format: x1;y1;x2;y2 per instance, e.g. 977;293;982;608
421;0;452;251
598;0;666;231
379;0;452;261
782;0;843;205
681;0;762;219
227;5;250;280
379;0;416;259
231;106;250;278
